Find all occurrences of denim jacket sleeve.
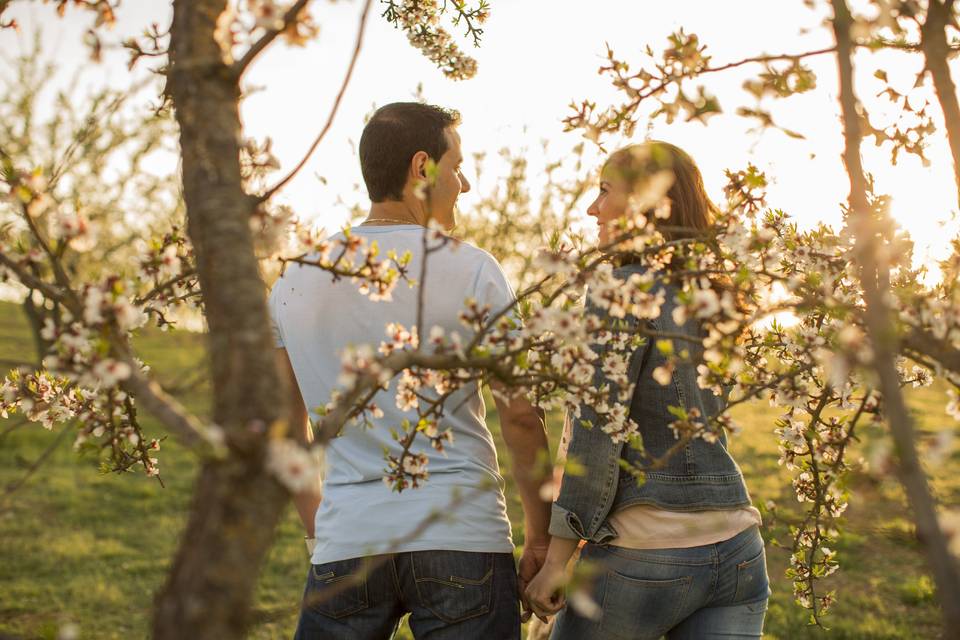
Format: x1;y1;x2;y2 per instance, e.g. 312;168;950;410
548;502;583;540
549;269;653;543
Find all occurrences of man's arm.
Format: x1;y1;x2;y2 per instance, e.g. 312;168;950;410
276;348;322;539
491;381;552;617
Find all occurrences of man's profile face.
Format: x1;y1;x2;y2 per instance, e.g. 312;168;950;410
426;127;471;230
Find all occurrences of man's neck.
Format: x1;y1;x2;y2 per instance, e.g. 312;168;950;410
365;200;425;226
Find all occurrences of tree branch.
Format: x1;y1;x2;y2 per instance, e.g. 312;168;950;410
904;327;960;374
703;46;839;75
232;0;313;77
0;252;69;306
256;0;373;204
921;0;960;206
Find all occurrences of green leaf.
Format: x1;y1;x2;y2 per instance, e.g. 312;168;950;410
655;339;674;356
667;405;688;420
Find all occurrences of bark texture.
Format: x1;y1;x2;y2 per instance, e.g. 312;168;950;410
153;2;290;638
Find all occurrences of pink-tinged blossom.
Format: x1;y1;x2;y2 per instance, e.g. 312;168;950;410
266;438;323;494
91;359;132;388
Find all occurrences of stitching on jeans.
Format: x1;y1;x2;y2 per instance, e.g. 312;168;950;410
719;527;759;563
734;549;766;602
450;567;494;586
600;572;692;638
411;553;495;624
309;574;369;619
389;554;403;598
709;546;720;604
603;546;715;566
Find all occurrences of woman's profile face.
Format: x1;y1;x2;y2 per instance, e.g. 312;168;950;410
586;165;631;246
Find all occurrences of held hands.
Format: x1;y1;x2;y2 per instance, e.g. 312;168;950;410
524;558;568;620
518;542;550;623
521;535;579;621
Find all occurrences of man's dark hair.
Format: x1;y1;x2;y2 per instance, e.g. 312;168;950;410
359;102;461;202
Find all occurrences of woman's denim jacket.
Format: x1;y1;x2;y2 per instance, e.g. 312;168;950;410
549;264;752;543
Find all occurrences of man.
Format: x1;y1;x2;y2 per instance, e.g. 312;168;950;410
269;102;551;639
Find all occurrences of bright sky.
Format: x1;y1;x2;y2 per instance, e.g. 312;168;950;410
2;0;959;273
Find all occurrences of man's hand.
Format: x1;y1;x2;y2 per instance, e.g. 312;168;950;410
518;541;550;622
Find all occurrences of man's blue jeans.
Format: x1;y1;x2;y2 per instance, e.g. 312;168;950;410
552;525;770;640
293;550;520;639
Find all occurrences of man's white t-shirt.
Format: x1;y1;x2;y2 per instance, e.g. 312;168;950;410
268;224;516;564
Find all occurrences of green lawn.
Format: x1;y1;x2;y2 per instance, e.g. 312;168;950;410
0;300;956;639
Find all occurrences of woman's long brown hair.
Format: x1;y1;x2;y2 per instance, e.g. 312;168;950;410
605;141;750;318
604;141;720;241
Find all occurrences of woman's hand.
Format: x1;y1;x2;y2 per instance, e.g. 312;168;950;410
524;559;568;619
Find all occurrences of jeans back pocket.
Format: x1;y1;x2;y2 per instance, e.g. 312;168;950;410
733;547;770;604
411;551;494;623
304;558;369;619
600;571;692;640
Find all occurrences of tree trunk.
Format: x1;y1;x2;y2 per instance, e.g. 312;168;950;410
153;2;290;638
832;1;960;634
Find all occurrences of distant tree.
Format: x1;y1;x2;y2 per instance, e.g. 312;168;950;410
0;35;189;361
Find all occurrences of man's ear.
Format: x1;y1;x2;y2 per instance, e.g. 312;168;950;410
410;150;429;180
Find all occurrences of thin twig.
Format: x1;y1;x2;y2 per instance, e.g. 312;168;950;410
135;268;198;305
233;0;313;77
703;46;838;75
119;364;223;455
0;416;29;443
256;0;374;204
0;358;32;369
1;423;72;505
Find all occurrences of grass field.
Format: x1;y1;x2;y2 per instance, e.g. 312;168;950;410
0;299;957;639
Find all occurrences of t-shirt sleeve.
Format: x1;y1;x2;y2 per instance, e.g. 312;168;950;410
473;255;521;332
267;283;285;348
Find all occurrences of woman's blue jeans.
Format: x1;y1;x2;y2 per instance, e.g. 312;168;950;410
552;525;770;640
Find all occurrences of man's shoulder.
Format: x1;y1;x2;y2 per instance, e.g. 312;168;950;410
436;235;502;271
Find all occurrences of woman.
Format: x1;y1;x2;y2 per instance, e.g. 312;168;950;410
525;142;769;639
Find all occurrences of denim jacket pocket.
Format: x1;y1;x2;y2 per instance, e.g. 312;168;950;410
412;551;495;623
304;558;369;619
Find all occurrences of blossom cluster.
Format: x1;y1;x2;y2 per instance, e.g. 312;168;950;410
381;0;485;80
277;225;414;302
136;226;200;330
1;367;163;478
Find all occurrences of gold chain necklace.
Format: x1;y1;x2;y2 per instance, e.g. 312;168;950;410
361;217;418;225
